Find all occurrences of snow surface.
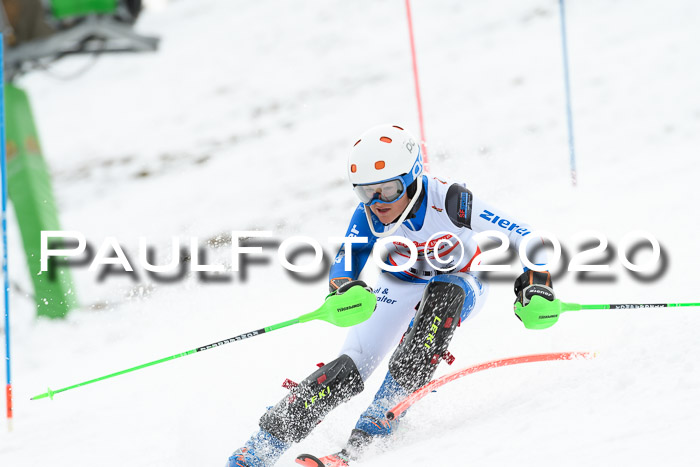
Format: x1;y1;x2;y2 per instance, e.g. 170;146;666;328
2;0;700;465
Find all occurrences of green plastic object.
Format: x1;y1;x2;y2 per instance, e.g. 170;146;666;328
31;286;377;400
6;84;78;318
50;0;118;19
299;285;376;327
515;296;700;330
31;349;196;400
515;296;568;330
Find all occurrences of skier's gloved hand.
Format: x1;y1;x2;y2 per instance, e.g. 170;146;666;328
327;278;372;301
335;279;372;295
514;270;555;307
329;277;351;293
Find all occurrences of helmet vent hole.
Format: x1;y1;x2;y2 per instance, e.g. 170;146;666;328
351;164;357;173
374;161;385;170
379;136;392;143
392;125;404;130
354;139;361;146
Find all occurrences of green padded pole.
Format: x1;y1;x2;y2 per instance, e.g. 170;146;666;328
6;84;78;318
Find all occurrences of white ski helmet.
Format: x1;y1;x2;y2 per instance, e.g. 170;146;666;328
348;124;424;237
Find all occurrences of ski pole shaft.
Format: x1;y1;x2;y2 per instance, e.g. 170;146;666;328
31;283;376;401
517;297;700;330
570;302;700;310
30;318;300;401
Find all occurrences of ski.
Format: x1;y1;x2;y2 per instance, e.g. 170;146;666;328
296;451;351;467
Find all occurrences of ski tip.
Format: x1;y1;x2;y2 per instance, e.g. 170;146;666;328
295;454;324;467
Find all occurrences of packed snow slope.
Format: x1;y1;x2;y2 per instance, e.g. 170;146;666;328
2;0;699;466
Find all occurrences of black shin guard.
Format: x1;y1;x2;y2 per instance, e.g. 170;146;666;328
388;280;465;392
260;354;364;443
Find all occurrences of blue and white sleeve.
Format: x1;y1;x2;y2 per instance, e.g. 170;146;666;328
328;204;378;289
469;195;550;271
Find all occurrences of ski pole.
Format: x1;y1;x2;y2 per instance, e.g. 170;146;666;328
31;283;377;401
515;296;700;330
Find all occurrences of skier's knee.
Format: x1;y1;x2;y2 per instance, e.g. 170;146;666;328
388;276;469;392
452;273;479;321
259;354;364;443
461;272;487;322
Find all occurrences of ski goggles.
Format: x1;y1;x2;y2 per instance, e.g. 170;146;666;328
353;173;412;206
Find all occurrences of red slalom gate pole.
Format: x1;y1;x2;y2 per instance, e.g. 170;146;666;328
387;351;595;420
404;0;429;171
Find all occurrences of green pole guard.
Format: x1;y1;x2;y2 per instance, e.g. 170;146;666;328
298;285;376;327
515;296;700;330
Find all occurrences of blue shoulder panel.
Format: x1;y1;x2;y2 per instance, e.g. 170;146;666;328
329;204;378;282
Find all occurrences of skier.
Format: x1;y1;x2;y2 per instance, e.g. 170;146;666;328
227;124;555;466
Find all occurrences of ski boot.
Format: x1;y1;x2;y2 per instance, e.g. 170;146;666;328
298;371;409;467
226;429;289;467
353;371;408;442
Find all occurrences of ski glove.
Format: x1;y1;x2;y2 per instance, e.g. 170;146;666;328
514;270;555;307
329;277;352;293
333;279;372;295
